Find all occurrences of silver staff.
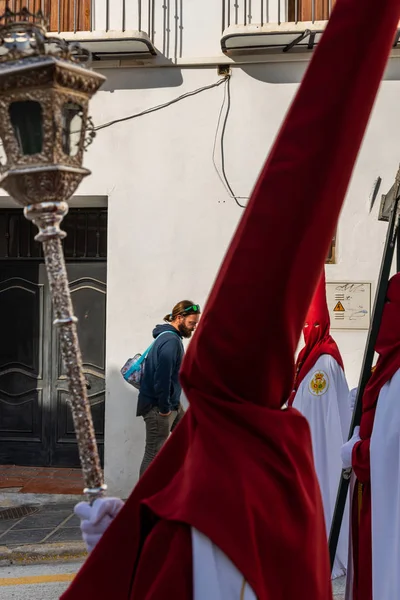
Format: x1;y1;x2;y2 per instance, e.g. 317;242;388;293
0;7;106;501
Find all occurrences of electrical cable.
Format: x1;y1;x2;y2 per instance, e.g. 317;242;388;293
93;73;247;208
94;76;228;132
212;75;248;208
3;73;248;209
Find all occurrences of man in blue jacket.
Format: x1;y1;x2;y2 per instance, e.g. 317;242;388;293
138;300;200;475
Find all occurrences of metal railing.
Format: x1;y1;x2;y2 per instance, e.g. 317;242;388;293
222;0;334;29
0;1;332;40
0;0;167;36
0;0;182;59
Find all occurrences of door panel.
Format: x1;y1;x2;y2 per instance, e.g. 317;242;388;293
51;263;106;467
0;264;51;465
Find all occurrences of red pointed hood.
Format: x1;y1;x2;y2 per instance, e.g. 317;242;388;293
303;270;331;344
289;271;344;405
61;1;400;599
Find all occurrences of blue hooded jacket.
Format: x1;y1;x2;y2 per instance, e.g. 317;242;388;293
137;324;184;417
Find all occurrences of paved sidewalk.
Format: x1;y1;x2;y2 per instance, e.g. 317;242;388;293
0;502;86;563
0;503;80;548
333;576;345;599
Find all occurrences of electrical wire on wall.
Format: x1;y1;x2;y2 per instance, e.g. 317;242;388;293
91;73;247;209
212;74;248;209
7;74;246;208
93;77;227;131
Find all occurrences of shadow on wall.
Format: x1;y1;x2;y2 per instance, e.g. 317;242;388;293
238;61;309;85
97;65;184;92
237;48;400;86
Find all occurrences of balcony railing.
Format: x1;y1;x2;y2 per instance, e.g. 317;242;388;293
0;1;165;36
2;1;334;35
0;1;340;59
222;0;335;28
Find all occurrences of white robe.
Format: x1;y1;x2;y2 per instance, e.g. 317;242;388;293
292;354;351;579
344;473;356;600
192;528;256;600
370;369;400;600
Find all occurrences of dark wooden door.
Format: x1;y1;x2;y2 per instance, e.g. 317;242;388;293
0;209;107;467
0;263;51;466
51;263;106;467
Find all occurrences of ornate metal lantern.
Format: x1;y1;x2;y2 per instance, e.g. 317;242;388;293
0;7;106;501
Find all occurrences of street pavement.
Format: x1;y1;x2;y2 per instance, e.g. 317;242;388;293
0;561;81;599
333;576;345;600
0;560;346;599
0;482;347;598
0;495;346;600
0;503;80;548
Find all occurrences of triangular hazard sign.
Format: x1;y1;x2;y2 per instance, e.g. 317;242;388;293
333;301;345;312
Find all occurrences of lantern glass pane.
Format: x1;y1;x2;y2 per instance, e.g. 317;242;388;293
0;140;7;167
9;101;43;155
62;103;83;157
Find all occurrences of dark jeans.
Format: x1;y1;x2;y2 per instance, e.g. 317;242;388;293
139;404;185;477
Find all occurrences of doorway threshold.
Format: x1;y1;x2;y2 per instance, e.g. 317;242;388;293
0;466;86;496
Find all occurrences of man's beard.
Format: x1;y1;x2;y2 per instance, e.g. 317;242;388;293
178;323;193;339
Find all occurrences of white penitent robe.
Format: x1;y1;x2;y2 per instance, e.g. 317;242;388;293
344;473;356;600
370;369;400;600
192;528;256;600
292;354;351;579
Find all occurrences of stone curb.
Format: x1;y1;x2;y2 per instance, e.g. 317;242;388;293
0;542;87;565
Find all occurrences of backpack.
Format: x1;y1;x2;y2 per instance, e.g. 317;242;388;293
121;331;180;390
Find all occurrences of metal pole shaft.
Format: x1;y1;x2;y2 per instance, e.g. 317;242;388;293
25;202;105;503
397;219;400;273
328;180;400;568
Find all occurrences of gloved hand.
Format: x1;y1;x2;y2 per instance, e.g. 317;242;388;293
341;426;361;469
75;497;124;553
349;388;358;412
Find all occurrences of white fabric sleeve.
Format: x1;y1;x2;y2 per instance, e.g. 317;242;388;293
191;528;257;600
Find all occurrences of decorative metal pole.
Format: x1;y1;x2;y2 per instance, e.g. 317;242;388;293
0;7;106;501
328;165;400;568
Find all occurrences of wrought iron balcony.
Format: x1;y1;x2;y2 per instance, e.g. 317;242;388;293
0;1;158;57
0;0;334;34
222;0;334;28
0;0;161;35
3;1;396;59
221;0;336;53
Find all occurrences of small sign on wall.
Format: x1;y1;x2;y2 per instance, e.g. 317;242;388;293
326;282;372;330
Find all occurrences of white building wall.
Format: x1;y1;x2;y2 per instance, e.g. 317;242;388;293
72;52;400;497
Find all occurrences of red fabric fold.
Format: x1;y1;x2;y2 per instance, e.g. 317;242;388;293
130;520;192;598
289;271;344;405
61;2;400;599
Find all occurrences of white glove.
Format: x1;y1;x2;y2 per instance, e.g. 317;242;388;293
341;426;361;469
75;497;124;553
349;388;358;412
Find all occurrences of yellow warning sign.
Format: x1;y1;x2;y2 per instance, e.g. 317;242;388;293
333;301;345;312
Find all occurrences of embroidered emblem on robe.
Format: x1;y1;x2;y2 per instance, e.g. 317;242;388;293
309;371;329;396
